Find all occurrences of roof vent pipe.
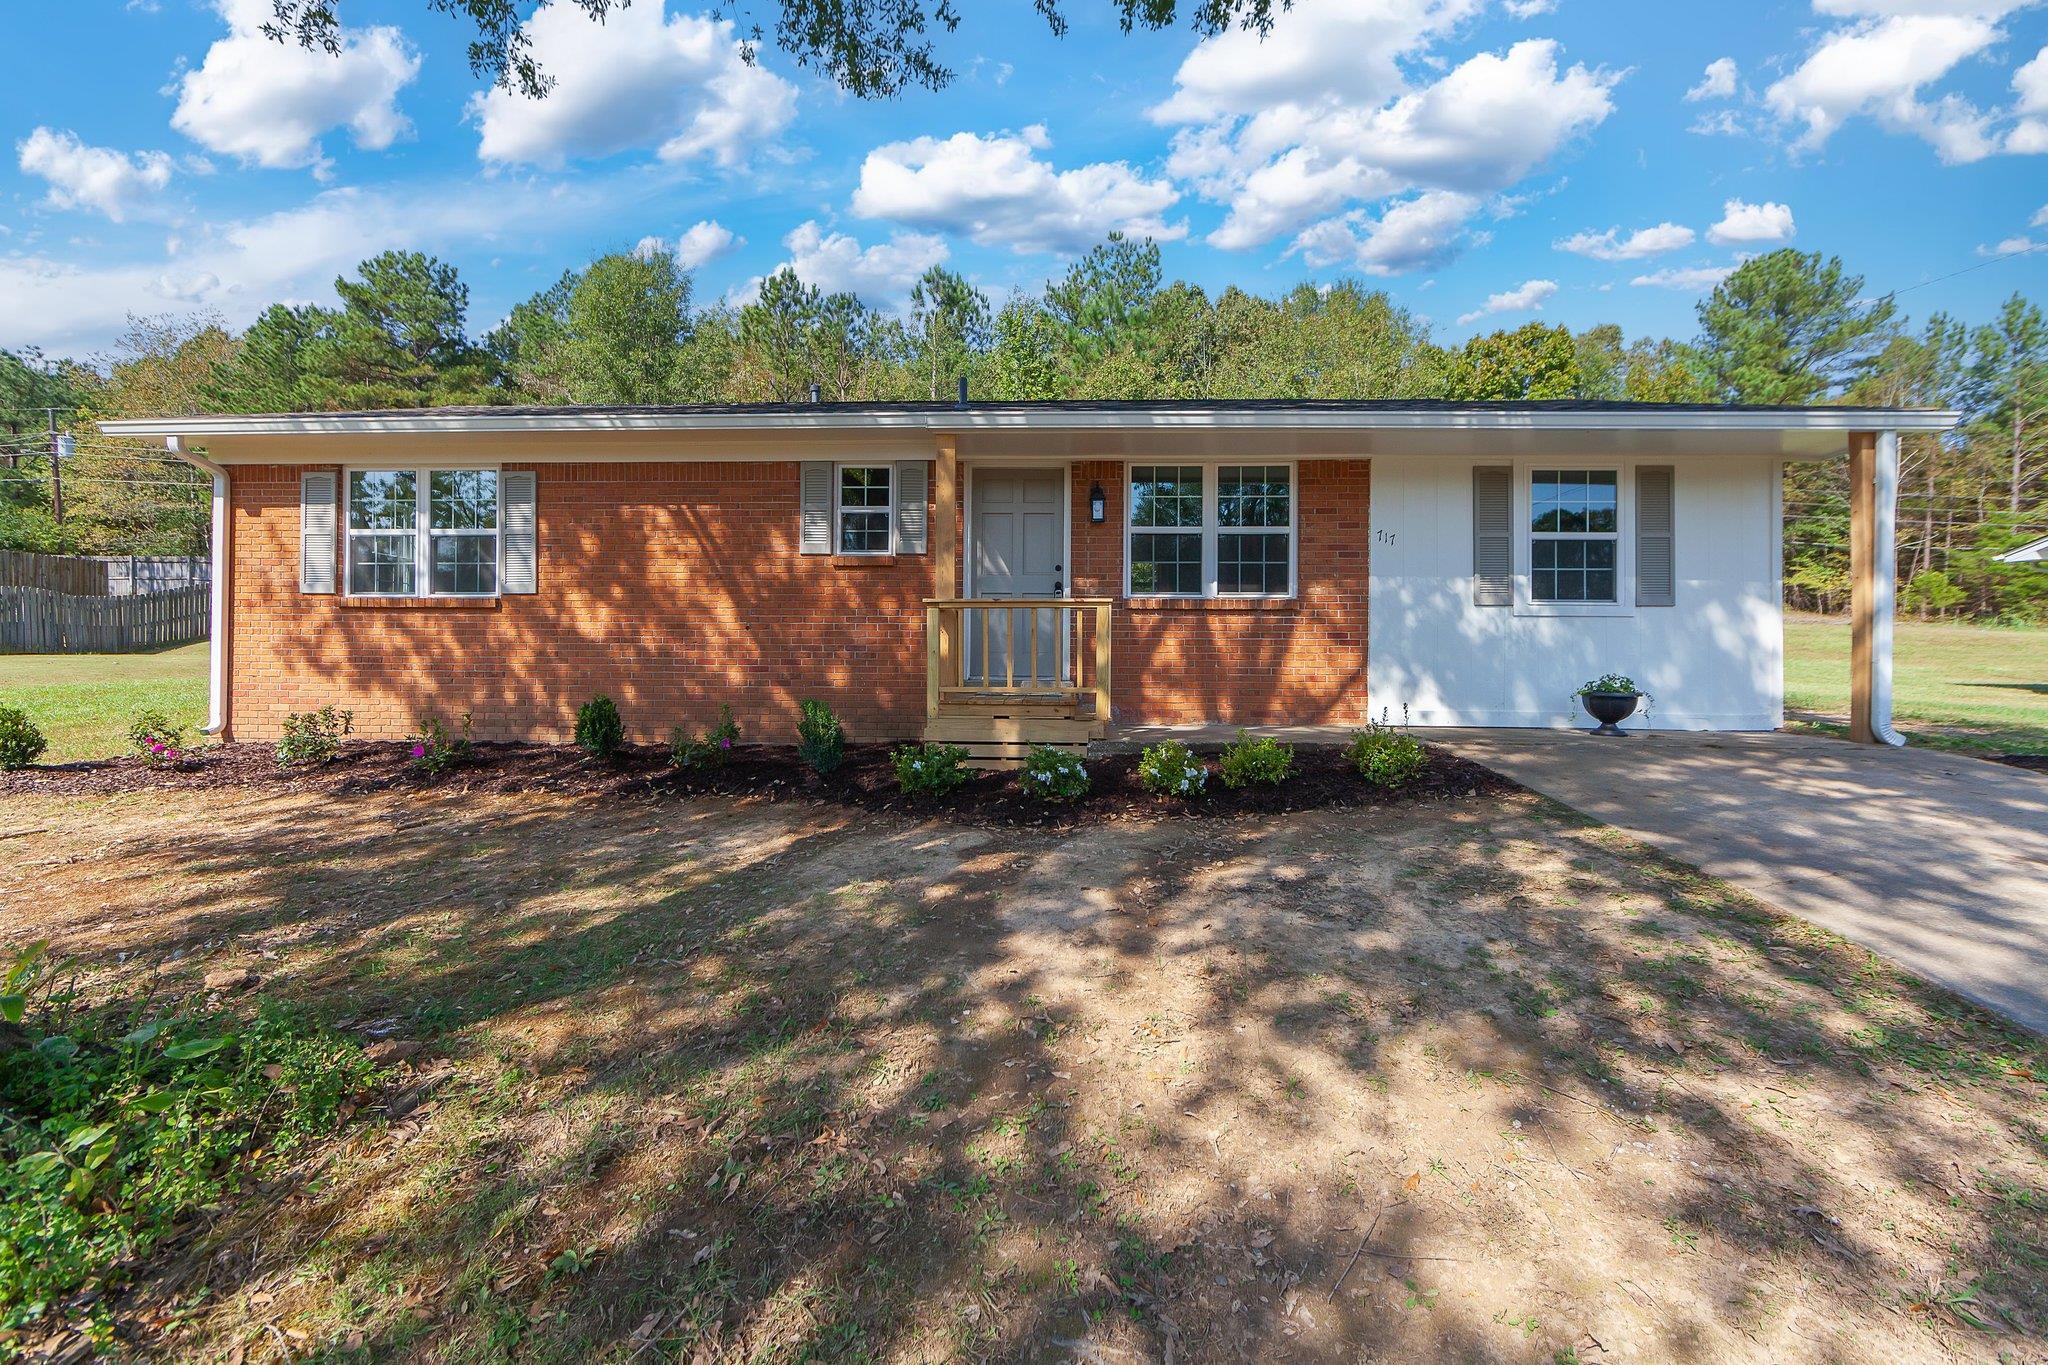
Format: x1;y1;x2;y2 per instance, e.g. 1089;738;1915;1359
956;375;968;407
808;383;821;404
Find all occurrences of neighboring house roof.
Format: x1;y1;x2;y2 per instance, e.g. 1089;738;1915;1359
102;399;1960;440
1998;536;2048;564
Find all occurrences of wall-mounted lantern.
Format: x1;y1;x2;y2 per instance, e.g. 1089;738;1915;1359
1088;482;1107;524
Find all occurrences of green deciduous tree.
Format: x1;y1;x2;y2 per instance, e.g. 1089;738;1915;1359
258;0;1292;100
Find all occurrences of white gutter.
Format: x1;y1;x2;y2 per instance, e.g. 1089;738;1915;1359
166;437;232;738
1872;430;1905;747
98;406;1964;440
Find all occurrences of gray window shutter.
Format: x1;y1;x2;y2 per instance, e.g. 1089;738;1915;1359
895;460;929;554
800;461;832;554
1636;465;1675;607
1472;466;1511;607
501;470;538;593
300;470;337;594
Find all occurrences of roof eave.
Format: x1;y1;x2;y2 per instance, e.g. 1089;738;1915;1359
98;406;1963;439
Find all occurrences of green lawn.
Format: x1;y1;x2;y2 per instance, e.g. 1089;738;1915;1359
1784;614;2048;753
0;643;210;762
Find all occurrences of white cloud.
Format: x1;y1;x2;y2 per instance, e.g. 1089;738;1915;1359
0;177;625;352
1504;0;1556;16
1982;235;2042;253
1707;198;1796;245
471;1;796;169
1687;57;1739;101
2035;202;2048;226
851;125;1184;254
1457;277;1557;324
172;0;419;172
2009;46;2048;152
753;221;948;304
672;219;740;270
1159;18;1617;264
1290;189;1482;275
1631;264;1737;290
1764;14;2002;163
1811;0;2035;15
17;128;176;223
1151;0;1480;125
1555;221;1695;260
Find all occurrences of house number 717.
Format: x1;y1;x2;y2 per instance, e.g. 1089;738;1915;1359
1374;529;1398;545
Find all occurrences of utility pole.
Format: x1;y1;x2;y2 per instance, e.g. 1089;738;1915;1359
47;407;63;524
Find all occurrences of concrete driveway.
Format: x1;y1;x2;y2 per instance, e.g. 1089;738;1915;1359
1434;728;2048;1036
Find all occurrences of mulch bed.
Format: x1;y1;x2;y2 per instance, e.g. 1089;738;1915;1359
1991;753;2048;774
0;738;1514;827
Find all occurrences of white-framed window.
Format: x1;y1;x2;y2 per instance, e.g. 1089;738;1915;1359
836;465;893;555
1127;462;1294;598
346;466;500;597
1528;468;1618;604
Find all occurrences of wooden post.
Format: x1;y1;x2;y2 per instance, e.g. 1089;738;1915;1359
1848;431;1876;744
925;604;942;721
1092;600;1113;732
933;435;959;694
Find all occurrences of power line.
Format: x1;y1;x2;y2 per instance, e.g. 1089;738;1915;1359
1874;243;2044;304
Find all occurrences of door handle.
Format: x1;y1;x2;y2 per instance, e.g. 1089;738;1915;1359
1053;581;1064;594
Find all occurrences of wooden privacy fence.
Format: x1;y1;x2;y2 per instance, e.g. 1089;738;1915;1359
0;549;109;595
0;584;210;653
0;551;209;596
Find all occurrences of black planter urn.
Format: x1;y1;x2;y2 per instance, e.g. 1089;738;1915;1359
1580;691;1640;737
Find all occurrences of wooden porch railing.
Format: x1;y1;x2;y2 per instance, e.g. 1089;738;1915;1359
924;598;1113;724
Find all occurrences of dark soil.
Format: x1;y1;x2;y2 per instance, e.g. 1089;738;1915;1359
1992;753;2048;774
0;737;1513;827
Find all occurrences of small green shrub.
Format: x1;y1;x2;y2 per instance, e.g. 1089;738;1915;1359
670;704;740;770
409;712;474;775
0;942;381;1338
1138;740;1208;799
126;709;188;767
575;694;625;760
1218;730;1293;789
1018;745;1090;801
1345;724;1427;789
276;706;352;768
892;742;970;795
0;706;48;770
796;699;845;775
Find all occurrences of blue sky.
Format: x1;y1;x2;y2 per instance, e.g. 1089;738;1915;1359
3;0;2046;358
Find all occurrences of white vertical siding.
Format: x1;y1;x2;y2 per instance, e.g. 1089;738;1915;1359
1368;454;1784;731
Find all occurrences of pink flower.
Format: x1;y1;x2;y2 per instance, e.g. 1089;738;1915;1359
147;740;164;752
720;738;732;750
410;743;428;759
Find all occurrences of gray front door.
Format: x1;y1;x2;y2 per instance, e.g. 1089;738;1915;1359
970;467;1065;684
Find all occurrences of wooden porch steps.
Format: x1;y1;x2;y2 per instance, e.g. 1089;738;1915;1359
923;707;1105;770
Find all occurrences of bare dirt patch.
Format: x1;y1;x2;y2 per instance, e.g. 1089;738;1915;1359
2;783;2044;1362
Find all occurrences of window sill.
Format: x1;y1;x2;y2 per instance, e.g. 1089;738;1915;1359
831;554;902;568
340;596;502;610
1124;596;1298;613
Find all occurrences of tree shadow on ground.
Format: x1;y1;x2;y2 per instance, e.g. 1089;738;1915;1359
5;781;2045;1362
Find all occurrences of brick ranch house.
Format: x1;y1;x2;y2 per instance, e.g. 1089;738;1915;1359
102;401;1955;762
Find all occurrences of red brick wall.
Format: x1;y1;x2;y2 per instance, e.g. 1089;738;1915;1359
225;457;1369;742
1069;459;1372;726
226;461;941;744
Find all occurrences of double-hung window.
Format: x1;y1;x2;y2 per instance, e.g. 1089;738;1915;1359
1528;469;1618;603
837;465;893;555
347;467;499;597
1128;463;1293;598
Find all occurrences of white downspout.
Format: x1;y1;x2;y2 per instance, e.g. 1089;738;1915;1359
1872;429;1905;747
167;437;232;737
